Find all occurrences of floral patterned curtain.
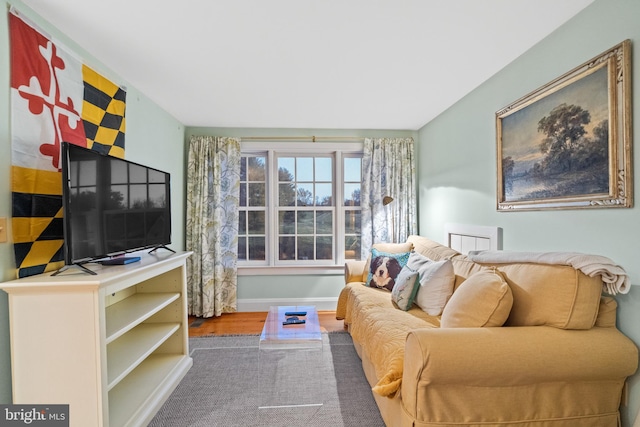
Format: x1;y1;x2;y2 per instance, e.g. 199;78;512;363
361;137;417;258
186;136;241;317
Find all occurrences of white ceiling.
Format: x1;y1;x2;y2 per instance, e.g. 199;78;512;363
21;0;595;131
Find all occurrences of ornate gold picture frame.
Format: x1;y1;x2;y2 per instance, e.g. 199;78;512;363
496;40;632;211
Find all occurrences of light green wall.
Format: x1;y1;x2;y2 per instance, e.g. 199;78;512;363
0;1;186;403
186;127;418;301
418;0;640;425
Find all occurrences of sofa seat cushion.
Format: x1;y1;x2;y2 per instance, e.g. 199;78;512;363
337;282;439;397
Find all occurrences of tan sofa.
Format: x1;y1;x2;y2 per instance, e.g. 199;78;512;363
336;235;638;427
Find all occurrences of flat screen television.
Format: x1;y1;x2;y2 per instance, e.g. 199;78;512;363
55;142;172;275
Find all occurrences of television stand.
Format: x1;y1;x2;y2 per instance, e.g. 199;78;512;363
1;251;193;426
149;245;176;254
51;262;97;276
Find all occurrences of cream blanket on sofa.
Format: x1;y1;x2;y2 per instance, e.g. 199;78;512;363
468;251;630;295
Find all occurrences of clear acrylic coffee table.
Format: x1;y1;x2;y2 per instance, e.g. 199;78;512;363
258;305;324;410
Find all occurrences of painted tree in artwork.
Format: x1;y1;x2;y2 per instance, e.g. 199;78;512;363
528;102;609;196
536;103;591;174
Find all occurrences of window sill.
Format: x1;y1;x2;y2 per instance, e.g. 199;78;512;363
238;265;345;276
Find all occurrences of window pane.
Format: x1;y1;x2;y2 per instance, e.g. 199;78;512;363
279;236;295;260
296;158;313;181
297;211;314;234
238;237;247;260
297;236;314;260
316;211;332;234
345;236;361;260
296;183;313;206
249;236;265;260
278;158;295;181
240;157;247;181
278;211;295;234
238;211;246;234
248;157;266;180
315;158;332;181
315;183;332;206
316;236;332;260
344;183;360;206
344;157;361;182
248;183;265;206
344;210;361;234
248;211;265;234
279;183;296;206
239;183;247;207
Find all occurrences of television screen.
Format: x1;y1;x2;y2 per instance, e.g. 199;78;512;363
61;142;172;265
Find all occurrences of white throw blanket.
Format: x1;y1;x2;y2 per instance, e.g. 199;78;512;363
468;250;630;295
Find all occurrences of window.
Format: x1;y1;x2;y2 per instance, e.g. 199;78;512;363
238;155;267;261
343;157;362;260
238;142;362;270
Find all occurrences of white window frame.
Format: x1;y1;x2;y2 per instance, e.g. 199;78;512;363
238;141;363;276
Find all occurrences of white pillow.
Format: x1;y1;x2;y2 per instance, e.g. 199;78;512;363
408;252;455;316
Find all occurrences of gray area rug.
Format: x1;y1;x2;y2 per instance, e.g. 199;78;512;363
149;332;385;427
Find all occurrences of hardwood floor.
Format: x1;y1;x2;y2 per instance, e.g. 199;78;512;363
188;311;346;337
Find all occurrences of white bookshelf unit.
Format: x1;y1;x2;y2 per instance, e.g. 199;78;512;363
0;251;193;427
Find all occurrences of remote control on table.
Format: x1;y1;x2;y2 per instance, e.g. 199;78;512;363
285;311;307;317
282;318;306;325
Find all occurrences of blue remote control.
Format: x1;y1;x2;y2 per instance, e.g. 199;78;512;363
285;311;307;317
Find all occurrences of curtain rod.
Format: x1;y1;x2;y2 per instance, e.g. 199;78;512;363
240;136;365;142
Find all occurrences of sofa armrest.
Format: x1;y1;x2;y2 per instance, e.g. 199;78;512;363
402;326;638;417
345;260;367;284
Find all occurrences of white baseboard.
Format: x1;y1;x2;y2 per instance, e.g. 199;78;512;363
237;297;338;312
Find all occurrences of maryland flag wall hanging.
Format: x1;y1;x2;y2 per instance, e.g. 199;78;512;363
9;9;127;278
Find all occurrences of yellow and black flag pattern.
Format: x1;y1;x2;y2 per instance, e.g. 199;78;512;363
82;65;126;159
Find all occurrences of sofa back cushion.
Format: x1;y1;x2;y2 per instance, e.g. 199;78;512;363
407;235;459;261
407;235;484;288
595;297;617;328
406;235;604;330
495;263;602;329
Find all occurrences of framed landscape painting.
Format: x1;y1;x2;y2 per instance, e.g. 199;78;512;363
496;40;632;211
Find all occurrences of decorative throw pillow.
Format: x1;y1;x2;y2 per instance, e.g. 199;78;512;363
362;242;413;282
440;269;513;328
365;248;411;291
407;251;455;316
391;267;420;310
